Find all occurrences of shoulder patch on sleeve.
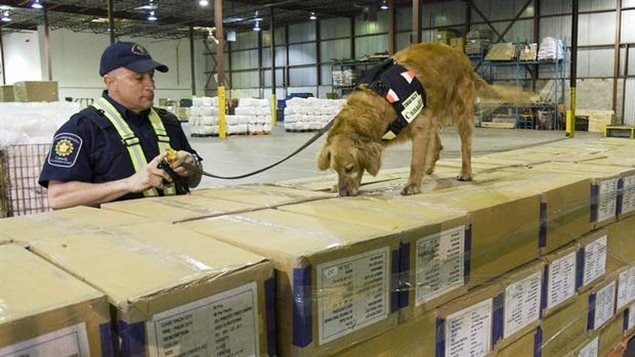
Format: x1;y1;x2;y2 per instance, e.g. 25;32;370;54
48;132;83;168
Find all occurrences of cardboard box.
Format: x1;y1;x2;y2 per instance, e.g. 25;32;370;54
388;185;541;287
586;274;618;332
519;43;538;61
492;327;539;357
181;209;401;356
599;305;627;355
577;228;610;292
276;196;471;322
1;206;145;239
489;170;592;254
102;185;333;223
485;43;516;61
541;243;579;315
13;81;59;102
436;284;504;356
607;216;635;273
0;244;111;356
571;335;600;357
0;85;14;102
521;162;635;228
494;260;544;349
272;172;400;193
540;289;591;356
3;211;276;356
616;265;635;312
337;309;437;357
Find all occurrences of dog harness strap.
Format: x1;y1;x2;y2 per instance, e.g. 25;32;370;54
366;62;426;141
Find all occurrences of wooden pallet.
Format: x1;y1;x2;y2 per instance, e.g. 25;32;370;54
605;125;635;139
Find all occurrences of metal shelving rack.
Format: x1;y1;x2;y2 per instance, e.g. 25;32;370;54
330;59;386;98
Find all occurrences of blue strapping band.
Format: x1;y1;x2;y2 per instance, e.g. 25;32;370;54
533;327;543;357
617;179;624;216
590;185;599;222
118;320;145;357
99;322;115;357
398;242;411;309
292;266;312;347
435;318;446;357
587;293;596;331
265;278;278;356
539;202;547;248
391;248;400;313
540;266;548;317
492;294;505;345
576;248;585;290
464;225;472;284
624;308;630;333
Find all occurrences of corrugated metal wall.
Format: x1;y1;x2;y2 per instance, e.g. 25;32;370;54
214;0;628;108
624;79;635;125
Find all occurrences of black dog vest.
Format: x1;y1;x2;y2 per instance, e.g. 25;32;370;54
359;59;427;140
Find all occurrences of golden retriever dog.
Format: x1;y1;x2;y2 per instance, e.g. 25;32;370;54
318;42;525;196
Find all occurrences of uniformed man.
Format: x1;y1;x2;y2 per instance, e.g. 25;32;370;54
39;41;202;209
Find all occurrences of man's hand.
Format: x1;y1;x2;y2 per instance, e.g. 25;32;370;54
169;150;198;177
169;150;202;188
126;153;173;192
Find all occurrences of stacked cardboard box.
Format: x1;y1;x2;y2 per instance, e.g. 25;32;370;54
485;43;517;61
0;244;111;356
181;209;403;356
2;207;276;356
13;81;59;102
0;85;14;102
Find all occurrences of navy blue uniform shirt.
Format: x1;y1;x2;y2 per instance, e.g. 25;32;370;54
39;92;200;201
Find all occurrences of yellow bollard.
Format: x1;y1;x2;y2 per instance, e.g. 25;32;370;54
271;94;277;128
565;110;574;138
218;86;226;139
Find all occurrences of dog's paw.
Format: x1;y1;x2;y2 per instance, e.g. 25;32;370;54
456;174;472;182
400;184;421;196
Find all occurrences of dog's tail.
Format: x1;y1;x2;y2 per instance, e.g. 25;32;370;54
472;72;535;104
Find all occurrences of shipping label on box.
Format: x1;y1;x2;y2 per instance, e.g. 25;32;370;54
541;289;591;356
439;298;495;357
626;302;635;333
316;247;390;345
0;323;90;357
146;282;259;357
595;178;619;223
577;336;599;357
436;284;503;357
415;225;467;306
588;280;617;331
617;266;635;310
580;233;608;290
503;270;542;339
545;249;578;311
621;174;635;216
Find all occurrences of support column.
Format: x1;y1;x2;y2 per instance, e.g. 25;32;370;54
566;0;579;138
215;0;226;139
189;26;196;96
388;0;395;54
270;8;277;126
612;0;622;114
107;0;115;43
412;0;420;43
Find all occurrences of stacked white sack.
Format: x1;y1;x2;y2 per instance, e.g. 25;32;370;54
537;37;565;61
284;98;346;131
0;102;81;146
190;96;220;136
234;97;272;134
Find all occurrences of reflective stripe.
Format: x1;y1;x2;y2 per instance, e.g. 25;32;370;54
382;131;397;140
91;98;176;196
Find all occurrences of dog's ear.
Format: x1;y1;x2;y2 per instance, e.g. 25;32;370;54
363;142;384;176
317;145;331;171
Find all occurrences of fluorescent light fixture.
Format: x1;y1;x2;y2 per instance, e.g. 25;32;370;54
147;10;157;21
31;0;43;9
252;20;261;31
380;1;389;10
309;12;317;20
1;11;10;22
199;0;209;6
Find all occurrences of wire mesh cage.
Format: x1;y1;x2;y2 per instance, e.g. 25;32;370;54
0;144;51;217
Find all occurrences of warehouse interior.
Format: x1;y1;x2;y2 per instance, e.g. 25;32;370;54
1;0;635;356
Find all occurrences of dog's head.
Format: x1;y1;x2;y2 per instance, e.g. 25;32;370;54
318;134;384;196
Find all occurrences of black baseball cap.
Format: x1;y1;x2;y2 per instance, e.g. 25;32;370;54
99;41;169;76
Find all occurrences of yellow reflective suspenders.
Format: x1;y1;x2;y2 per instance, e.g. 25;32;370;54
92;98;176;196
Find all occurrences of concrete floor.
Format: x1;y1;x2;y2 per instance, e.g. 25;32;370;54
189;124;605;189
